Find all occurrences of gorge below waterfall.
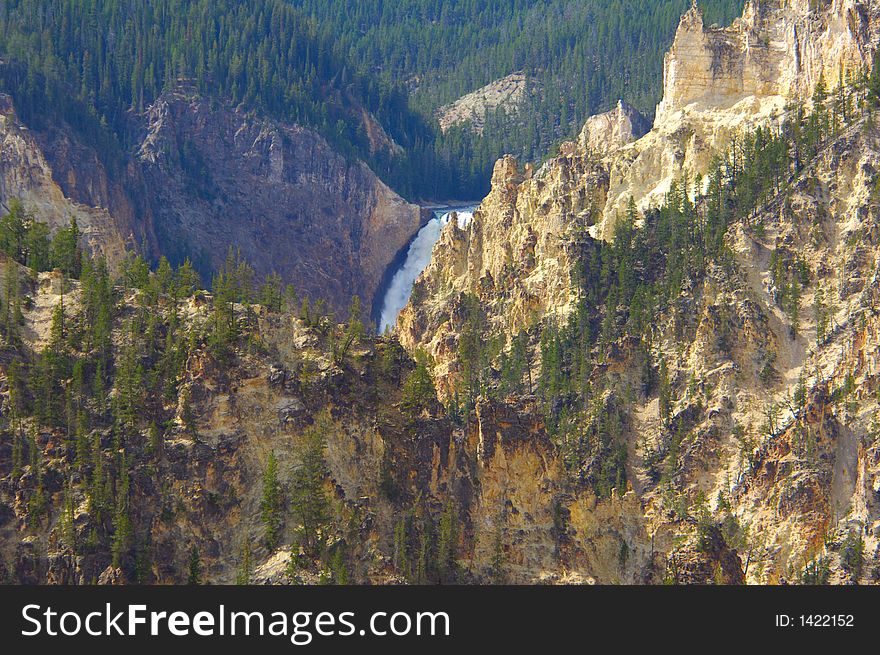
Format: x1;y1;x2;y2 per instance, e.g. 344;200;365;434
377;205;476;333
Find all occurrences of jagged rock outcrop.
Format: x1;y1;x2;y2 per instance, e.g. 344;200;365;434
606;0;879;238
397;151;608;394
578;100;650;156
395;0;880;584
658;0;876;120
402;0;880;375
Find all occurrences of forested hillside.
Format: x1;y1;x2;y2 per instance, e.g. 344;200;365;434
0;0;429;192
296;0;744;197
0;0;744;201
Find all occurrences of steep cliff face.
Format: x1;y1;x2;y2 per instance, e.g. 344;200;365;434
608;0;879;235
402;0;880;371
393;0;880;585
397;151;609;394
658;0;876;119
0;94;144;270
0;83;421;319
138;89;423;318
578;100;650;156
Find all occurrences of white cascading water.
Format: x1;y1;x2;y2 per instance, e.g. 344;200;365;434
378;207;475;333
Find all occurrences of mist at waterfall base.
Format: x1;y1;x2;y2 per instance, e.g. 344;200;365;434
378;207;475;333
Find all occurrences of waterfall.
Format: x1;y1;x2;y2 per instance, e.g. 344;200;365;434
378;207;475;333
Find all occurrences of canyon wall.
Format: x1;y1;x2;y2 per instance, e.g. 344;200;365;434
0;82;422;319
401;0;880;373
0;93;144;271
137;89;423;318
393;0;880;583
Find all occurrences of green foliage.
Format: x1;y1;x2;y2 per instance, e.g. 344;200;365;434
498;331;532;397
400;350;437;417
392;499;460;584
801;556;831;585
260;452;284;552
187;545;202;585
330;296;365;365
49;218;82;278
121;254;151;290
290;412;331;557
0;0;744;202
329;544;349;585
0;200;53;272
296;0;744;198
869;46;880;106
436;500;459;583
111;454;132;567
455;294;494;408
0;0;430;191
840;529;864;579
207;249;255;361
236;540;253;585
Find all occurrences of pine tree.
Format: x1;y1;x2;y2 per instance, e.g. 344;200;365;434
111;453;132;567
393;515;411;579
814;286;829;345
332;295;364;365
175;259;201;298
236;540;253;585
187;545;202;584
260;452;283;551
658;356;672;425
330;546;349;585
290;413;331;557
400;351;436;418
49;217;82;278
437;500;458;583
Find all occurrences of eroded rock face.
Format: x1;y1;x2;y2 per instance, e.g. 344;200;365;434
0;93;143;270
0;84;422;319
394;0;880;585
138;90;422;319
604;0;879;238
578;100;650;156
397;152;608;394
436;73;529;134
0;280;651;584
401;0;880;377
658;0;876;120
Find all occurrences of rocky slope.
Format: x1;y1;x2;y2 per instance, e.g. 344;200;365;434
0;262;665;585
394;0;880;584
0;80;422;320
0;94;145;271
137;88;423;318
436;73;529;134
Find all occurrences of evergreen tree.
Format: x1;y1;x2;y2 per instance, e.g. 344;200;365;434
260;452;283;551
187;545;202;585
290;412;331;557
49;218;82;278
437;500;459;583
236;540;253;585
400;351;436;417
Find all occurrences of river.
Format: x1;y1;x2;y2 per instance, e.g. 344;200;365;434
377;205;477;333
